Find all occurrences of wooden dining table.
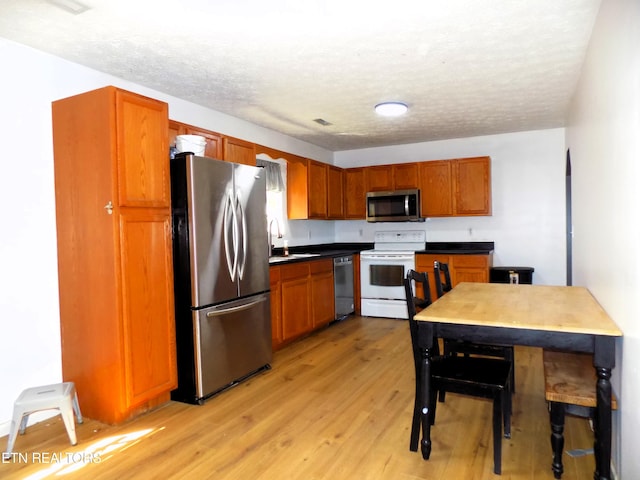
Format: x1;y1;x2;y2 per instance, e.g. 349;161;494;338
413;282;622;480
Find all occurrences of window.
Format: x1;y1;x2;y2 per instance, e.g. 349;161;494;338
256;157;286;236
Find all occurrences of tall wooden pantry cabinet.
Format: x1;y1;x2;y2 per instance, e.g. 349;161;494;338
52;86;177;424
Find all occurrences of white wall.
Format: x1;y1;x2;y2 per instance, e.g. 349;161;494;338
335;129;567;286
566;0;640;477
0;38;332;436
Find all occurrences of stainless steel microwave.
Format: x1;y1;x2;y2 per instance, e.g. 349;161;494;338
366;189;424;222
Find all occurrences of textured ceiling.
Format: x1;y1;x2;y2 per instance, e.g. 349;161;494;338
0;0;601;151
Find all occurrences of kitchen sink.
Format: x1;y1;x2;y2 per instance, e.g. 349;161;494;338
269;253;321;263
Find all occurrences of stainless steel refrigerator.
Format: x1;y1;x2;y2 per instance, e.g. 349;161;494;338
170;153;271;404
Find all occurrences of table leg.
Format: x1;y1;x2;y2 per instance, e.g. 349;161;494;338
594;367;613;480
420;343;432;460
549;402;565;479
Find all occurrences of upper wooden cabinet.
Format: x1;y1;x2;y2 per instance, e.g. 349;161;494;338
420;157;491;217
366;163;420;192
393;163;420;190
285;155;310;219
327;165;344;219
308;160;328;218
223;135;256;165
168;124;490;219
344;167;366;219
454;156;492;216
366;165;394;192
420;160;453;217
169;121;258;165
53;86;177;424
169;120;223;160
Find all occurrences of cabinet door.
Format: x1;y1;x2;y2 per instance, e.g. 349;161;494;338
451;254;491;285
281;277;312;340
419;161;453;217
311;260;335;328
287;157;309;219
393;163;419;190
269;267;283;349
366;165;394;192
327;165;344;219
308;160;328;219
116;90;170;208
184;126;223;160
281;263;312;340
344;168;366;219
169;120;181;149
119;209;177;408
454;157;492;216
223;136;256;165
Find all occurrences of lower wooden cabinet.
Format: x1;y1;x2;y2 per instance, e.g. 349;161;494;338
280;262;312;341
270;258;335;350
270;266;283;348
310;260;335;328
416;253;493;301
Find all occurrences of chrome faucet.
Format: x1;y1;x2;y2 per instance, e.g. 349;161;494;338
268;218;282;257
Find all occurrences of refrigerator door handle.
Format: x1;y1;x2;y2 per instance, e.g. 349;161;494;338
236;189;248;280
205;295;268;317
223;191;237;281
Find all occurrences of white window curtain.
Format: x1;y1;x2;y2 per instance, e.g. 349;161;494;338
256;158;285;192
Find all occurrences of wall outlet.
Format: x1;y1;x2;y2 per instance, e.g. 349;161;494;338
359;229;363;237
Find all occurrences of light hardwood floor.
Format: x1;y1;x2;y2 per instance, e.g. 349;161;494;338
1;316;595;479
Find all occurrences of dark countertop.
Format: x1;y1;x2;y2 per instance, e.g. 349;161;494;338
268;243;372;265
269;241;494;265
418;241;495;255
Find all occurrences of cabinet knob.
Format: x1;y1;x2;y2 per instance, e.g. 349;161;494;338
104;201;114;215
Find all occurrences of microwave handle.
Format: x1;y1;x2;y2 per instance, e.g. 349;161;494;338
405;195;410;216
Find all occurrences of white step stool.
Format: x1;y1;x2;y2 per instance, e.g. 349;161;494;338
3;382;83;459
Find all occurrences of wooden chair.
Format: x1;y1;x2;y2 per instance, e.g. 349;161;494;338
542;350;618;479
434;261;516;396
404;269;513;475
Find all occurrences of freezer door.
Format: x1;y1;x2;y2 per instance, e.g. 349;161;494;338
234;163;269;297
186;156;238;306
193;293;272;399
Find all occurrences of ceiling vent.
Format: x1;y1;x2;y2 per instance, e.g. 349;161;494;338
313;118;332;126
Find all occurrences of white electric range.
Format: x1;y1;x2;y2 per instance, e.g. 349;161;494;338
360;230;426;319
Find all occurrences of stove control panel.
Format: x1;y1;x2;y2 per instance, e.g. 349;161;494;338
373;230;426;251
374;230;426;244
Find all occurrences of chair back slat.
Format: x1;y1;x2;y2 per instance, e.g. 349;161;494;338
433;261;452;298
404;269;432;320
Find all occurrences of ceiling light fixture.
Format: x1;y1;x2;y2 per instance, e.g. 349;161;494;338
374;102;408;117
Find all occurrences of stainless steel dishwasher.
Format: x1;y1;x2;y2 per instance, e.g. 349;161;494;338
333;255;355;320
